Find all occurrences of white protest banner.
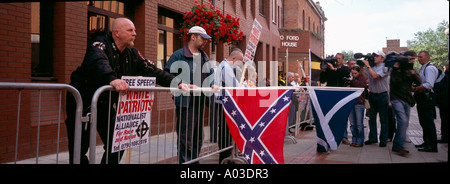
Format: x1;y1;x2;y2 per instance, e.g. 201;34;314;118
243;19;262;63
112;76;156;153
240;19;262;86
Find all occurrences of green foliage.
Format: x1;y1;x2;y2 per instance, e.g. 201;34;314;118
340;50;355;61
407;20;449;69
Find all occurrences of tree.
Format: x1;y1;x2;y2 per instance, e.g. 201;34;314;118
407;20;449;69
340;50;355;61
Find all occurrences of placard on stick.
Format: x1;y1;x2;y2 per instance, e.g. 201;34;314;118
112;76;156;153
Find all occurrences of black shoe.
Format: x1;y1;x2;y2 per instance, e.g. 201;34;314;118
379;142;387;147
364;140;377;145
437;139;448;143
393;149;409;157
415;143;427;148
418;146;438;152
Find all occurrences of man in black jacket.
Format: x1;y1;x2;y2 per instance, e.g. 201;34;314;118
319;53;351;87
66;18;188;164
319;53;351;144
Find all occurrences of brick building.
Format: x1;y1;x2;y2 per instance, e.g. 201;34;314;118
0;0;282;163
382;39;409;54
278;0;326;82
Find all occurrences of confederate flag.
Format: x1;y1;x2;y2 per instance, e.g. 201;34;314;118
221;88;293;164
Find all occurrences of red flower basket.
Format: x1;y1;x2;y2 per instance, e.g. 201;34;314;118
180;0;244;45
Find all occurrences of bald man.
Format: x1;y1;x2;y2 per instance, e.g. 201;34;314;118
212;48;245;163
66;18;187;164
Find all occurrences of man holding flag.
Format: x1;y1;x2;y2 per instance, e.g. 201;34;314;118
212;48;245;163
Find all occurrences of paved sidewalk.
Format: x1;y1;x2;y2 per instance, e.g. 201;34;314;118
200;106;448;164
7;106;447;164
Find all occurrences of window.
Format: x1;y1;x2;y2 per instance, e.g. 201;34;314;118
278;6;282;28
308;16;310;31
302;10;305;30
259;0;265;16
157;7;183;70
31;2;54;79
272;0;276;24
87;1;124;34
241;0;247;18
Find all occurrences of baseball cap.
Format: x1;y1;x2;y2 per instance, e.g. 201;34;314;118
188;26;211;39
375;51;386;58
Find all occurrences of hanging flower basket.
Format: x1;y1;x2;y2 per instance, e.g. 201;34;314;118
180;0;244;45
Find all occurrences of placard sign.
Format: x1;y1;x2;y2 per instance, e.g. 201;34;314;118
243;19;262;63
112;76;155;153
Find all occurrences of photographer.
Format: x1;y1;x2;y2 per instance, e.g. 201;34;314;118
362;51;390;147
320;53;351;87
320;53;351;144
388;51;421;156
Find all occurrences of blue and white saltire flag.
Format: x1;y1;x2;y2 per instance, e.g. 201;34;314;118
309;88;363;153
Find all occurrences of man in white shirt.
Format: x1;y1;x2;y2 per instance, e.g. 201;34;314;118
212;48;244;163
412;51;443;152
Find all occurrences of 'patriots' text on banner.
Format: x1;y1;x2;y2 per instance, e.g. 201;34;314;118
112;76;155;153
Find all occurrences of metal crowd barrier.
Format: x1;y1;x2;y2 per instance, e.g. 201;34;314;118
0;82;83;164
0;82;313;165
86;86;315;164
286;91;314;139
88;86;237;164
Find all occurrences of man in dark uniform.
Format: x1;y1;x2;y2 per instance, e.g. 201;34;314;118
66;18;188;164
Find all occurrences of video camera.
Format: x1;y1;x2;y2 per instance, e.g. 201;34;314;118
320;55;337;70
384;52;414;70
354;53;376;67
343;76;352;86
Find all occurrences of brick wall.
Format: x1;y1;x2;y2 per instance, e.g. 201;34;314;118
0;0;284;163
281;0;326;75
0;2;89;163
0;3;31;83
53;2;87;84
0;3;33;163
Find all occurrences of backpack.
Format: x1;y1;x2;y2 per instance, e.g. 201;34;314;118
433;71;448;108
424;62;447;107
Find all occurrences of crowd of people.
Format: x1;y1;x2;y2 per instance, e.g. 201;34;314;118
64;17;447;164
319;51;448;157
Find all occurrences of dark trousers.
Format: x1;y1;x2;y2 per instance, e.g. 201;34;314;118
210;103;232;162
367;92;389;143
439;105;448;141
388;105;396;140
65;93;124;164
175;98;204;164
416;93;438;148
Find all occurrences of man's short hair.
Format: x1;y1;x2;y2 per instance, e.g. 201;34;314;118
403;50;417;57
336;53;345;59
187;33;200;41
228;48;244;61
419;50;430;57
287;72;294;78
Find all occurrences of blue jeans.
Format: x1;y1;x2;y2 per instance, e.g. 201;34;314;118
391;100;411;151
368;92;389;143
349;104;365;145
